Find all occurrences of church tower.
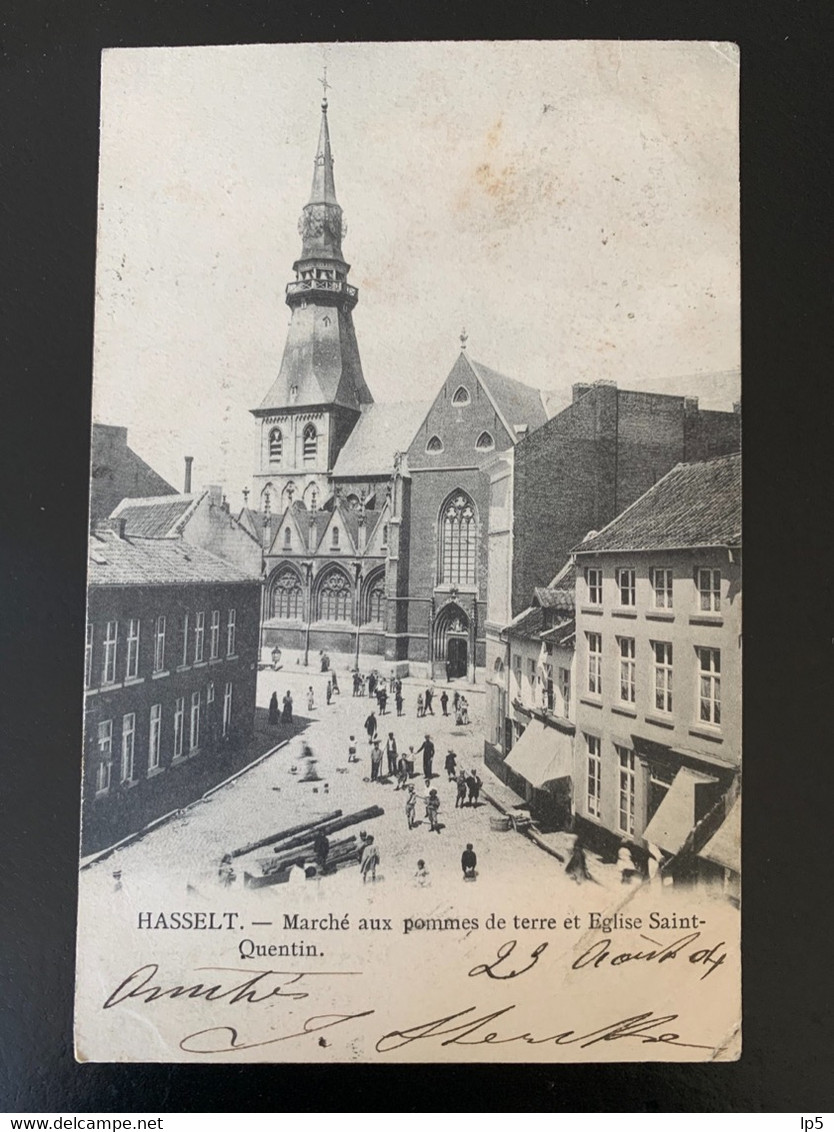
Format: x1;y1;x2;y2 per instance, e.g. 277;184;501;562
251;91;373;515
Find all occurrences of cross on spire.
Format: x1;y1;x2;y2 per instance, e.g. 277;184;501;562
319;66;331;108
460;327;468;351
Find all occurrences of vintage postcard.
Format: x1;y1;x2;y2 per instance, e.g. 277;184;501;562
75;40;741;1063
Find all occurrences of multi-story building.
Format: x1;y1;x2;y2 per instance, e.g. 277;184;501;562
485;561;576;828
484;380;741;714
572;452;741;886
82;521;261;854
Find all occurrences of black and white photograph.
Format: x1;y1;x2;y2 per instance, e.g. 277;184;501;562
74;40;741;1064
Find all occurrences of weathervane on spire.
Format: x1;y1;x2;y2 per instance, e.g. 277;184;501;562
319;65;331;109
460;327;468;351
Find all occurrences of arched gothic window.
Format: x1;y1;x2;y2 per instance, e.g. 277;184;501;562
365;573;385;624
440;492;476;586
283;527;292;549
303;424;318;462
476;430;495;451
452;385;471;405
271;567;303;620
346;493;360;510
268;428;283;462
331;526;340;548
426;435;443;453
317;569;351;622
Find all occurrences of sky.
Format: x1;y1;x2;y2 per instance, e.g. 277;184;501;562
92;41;740;508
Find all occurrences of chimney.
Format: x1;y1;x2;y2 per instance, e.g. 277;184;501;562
572;383;592;403
684;397;700;415
206;484;222;506
184;456;193;494
107;517;127;539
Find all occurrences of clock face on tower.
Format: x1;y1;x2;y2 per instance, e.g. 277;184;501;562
298;203;343;243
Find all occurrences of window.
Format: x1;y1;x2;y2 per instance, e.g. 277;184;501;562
84;623;94;688
366;578;384;624
587;632;602;696
148;704;162;772
452;385;470;405
125;620;140;679
697;647;721;725
616;567;636;606
475;431;494;451
559;667;571;717
527;657;536;697
283;527;292;549
121;713;135;783
331;526;340;548
190;691;201;751
194;611;205;663
226;609;236;656
210;610;220;659
268;427;283;463
586;735;602;818
96;720;113;793
617;746;636;836
173;698;185;758
652;641;673;713
618;637;636;703
207;681;215;705
153;616;166;673
651;567;673;609
179;613;189;667
223;682;233;737
318;570;351;621
426;435;443;453
102;620;118;685
302;424;317;462
440;492;476;586
271;569;303;619
585;567;602;606
697;568;721;612
542;660;554;710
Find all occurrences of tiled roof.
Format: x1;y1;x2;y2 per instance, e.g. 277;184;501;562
541;618;576;649
574;453;741;554
332;402;431;478
507;605;545;641
88;531;256;587
467;357;548;435
533;560;576;612
110;493;200;537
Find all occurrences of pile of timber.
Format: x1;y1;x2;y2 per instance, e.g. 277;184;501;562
237;805;384;889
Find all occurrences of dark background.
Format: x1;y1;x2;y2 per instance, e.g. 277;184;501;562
2;0;832;1112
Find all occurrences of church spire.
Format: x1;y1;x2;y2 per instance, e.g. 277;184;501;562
297;95;345;264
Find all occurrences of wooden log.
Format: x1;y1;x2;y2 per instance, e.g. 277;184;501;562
264;835;358;874
270;805;383;854
230;810;342;858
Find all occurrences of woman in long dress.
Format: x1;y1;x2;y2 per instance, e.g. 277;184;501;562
268;691;279;725
281;690;293;723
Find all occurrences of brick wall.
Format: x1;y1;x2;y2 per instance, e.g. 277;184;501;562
511;386;741;616
89;424;177;527
82;578;260;853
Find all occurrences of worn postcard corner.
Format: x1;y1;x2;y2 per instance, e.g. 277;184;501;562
76;40;740;1064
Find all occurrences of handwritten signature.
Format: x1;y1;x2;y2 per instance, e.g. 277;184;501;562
101;934;727;1055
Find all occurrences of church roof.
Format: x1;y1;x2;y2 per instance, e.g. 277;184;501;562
332;401;431;478
88;531;255;588
465;356;548;435
109;493;201;537
575;453;741;554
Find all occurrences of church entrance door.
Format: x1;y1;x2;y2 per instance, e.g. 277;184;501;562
447;636;468;680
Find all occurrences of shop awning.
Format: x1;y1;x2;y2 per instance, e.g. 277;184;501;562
642;766;718;854
698;797;740;874
505;719;572;789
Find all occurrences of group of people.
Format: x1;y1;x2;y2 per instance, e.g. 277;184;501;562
268;689;295;725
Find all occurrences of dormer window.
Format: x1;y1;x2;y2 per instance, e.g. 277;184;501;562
283;527;291;549
332;526;340;549
452;385;470;405
475;431;494;451
268;428;283;463
426;435;443;453
303;423;317;462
